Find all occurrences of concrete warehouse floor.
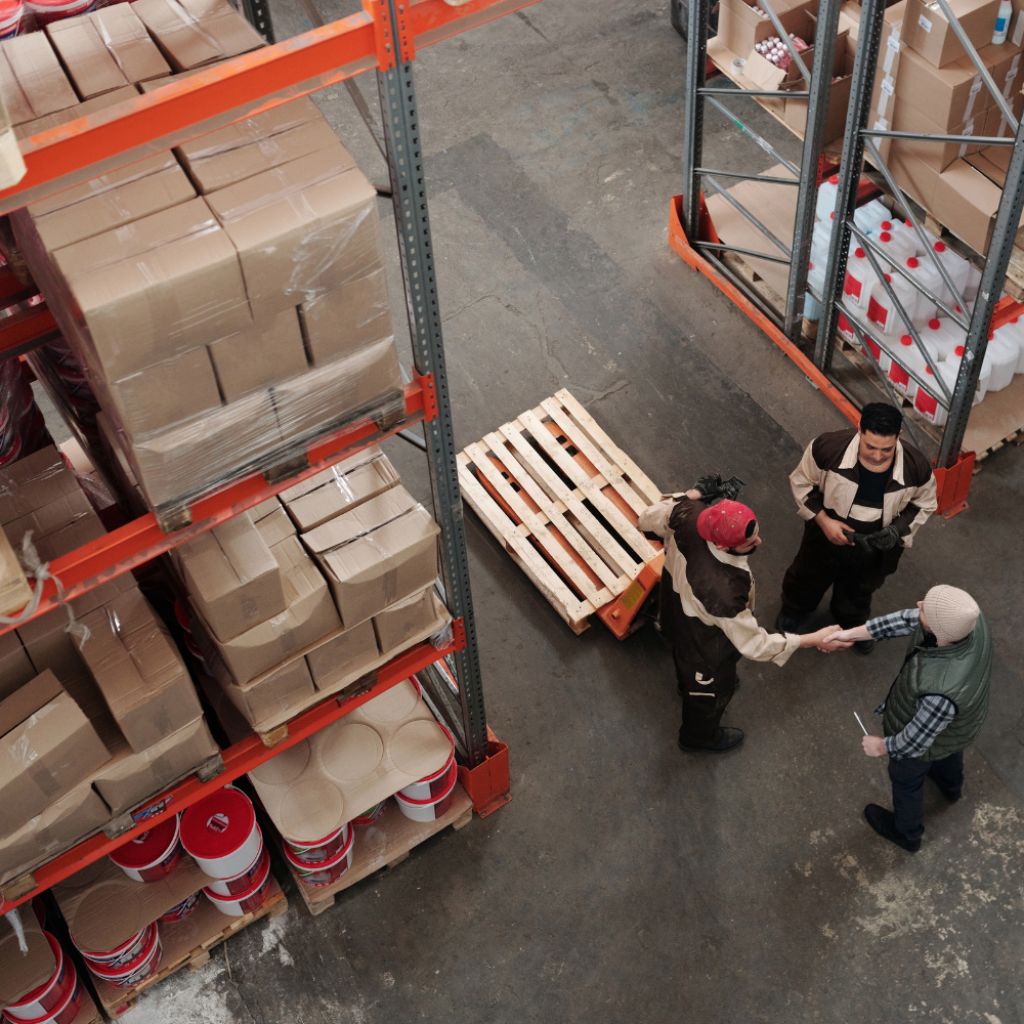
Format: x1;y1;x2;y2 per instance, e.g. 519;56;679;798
108;2;1024;1022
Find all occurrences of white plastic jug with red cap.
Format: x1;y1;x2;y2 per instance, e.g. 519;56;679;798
804;260;826;322
843;247;878;310
965;263;982;303
886;334;940;399
866;271;922;336
854;200;890;237
919;316;964;362
859;330;890;372
949;344;992;402
902;257;940;321
998;316;1024;373
984;326;1019;391
875;221;918;268
913;364;952;426
815;175;840;222
931;241;971;305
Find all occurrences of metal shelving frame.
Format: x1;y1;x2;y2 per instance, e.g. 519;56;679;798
0;0;532;914
673;0;1024;513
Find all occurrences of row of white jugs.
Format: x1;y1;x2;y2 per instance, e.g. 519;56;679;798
808;175;1021;425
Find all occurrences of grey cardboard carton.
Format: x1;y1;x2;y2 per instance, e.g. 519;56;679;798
298;267;393;366
77;590;203;752
304;618;377;692
53;196;253;380
280;447;399;533
302;484;440;627
208;306;308;402
205;534;340;683
0;670;111;832
177;511;286;642
206;150;381;318
104;344;222;438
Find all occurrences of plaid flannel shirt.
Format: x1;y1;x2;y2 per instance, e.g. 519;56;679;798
866;608;956;759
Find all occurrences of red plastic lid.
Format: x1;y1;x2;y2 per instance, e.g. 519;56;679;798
900;335;913;346
925;365;935;376
880;220;893;231
955;345;965;356
907;257;919;268
854;247;865;258
180;789;255;859
829;211;835;220
928;318;940;329
109;817;177;870
828;174;838;185
879;232;892;242
934;240;946;252
884;273;892;282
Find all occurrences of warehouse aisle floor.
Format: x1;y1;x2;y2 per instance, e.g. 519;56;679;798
124;3;1024;1021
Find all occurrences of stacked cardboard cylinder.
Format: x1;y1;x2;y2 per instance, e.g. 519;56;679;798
5;0;404;514
180;445;449;734
0;446;218;888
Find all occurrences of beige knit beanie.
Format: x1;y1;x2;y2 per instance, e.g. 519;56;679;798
922;585;980;645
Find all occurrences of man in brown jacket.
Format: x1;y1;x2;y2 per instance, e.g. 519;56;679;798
775;403;937;653
640;483;843;753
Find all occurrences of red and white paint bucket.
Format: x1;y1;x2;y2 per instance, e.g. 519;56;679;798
205;846;270;898
87;926;161;989
283;828;354;889
158;892;199;924
203;853;272;918
1;933;75;1022
2;980;82;1024
398;726;455;801
73;924;150;969
25;0;93;25
351;802;386;827
181;788;262;880
283;824;349;866
108;816;182;882
0;0;26;39
394;760;458;823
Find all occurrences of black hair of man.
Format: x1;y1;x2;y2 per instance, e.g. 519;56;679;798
859;402;903;438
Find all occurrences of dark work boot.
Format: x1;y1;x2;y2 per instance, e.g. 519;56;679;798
774;610;805;634
679;727;744;753
933;783;962;804
864;804;921;853
854;639;876;655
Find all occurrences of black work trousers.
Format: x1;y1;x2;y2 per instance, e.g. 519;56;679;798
780;519;903;628
888;750;964;842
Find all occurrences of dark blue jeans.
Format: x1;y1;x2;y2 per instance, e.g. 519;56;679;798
888;750;964;841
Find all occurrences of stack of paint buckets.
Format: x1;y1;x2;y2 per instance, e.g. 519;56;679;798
393;724;458;823
281;822;356;890
1;932;82;1024
181;788;274;918
0;0;29;38
74;925;161;992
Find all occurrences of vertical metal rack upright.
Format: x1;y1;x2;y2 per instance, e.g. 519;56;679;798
671;0;1024;513
0;0;537;915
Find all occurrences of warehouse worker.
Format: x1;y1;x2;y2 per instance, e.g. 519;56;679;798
775;403;937;653
828;585;991;853
639;478;844;754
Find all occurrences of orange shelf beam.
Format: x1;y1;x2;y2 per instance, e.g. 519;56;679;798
0;378;432;635
0;629;464;914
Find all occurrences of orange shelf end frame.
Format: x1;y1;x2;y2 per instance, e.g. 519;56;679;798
458;726;511;817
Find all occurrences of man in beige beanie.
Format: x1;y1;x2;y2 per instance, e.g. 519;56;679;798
829;585;992;852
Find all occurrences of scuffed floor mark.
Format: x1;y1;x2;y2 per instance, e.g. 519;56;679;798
122;961;249;1024
259;913;294;967
923;948;970;987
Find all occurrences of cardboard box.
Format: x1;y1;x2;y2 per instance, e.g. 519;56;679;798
966;140;1012;183
77;590;203;752
3;488;93;553
0;33;79;127
104;344;222;438
177;511;286;642
280;447;400;533
0;527;31;617
270;336;403;443
125;388;282;508
92;715;217;813
224;656;316;725
783;33;855;143
208;306;308;401
253;504;295;548
0;631;35;703
206;151;381;318
0;779;108;887
180;111;345;193
12;85;139;143
298;267;393;366
302;484;440;627
717;0;810;57
372;586;446;657
0;445;79;523
903;0;1001;67
0;670;110;831
250;496;282;522
53;196;253;380
892;44;993;131
869;0;908;133
90;4;172;83
304;618;378;692
930;157;1017;253
885;103;987;171
132;0;263;71
887;148;943;211
31;161;195;251
206;534;340;683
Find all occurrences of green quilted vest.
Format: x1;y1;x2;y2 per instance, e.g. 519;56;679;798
882;612;992;761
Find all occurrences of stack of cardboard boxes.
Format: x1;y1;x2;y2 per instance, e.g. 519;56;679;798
5;0;403;514
181;447;449;733
0;447;218;887
870;0;1024;252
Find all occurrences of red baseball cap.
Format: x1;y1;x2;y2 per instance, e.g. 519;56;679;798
697;500;757;549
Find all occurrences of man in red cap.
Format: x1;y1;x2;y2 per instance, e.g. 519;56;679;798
640;480;844;752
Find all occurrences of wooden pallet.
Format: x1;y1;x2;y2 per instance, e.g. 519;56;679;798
458;389;664;635
95;876;287;1016
285;786;473;918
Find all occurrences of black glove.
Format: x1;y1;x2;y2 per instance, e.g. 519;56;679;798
692;474;745;504
857;524;901;552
